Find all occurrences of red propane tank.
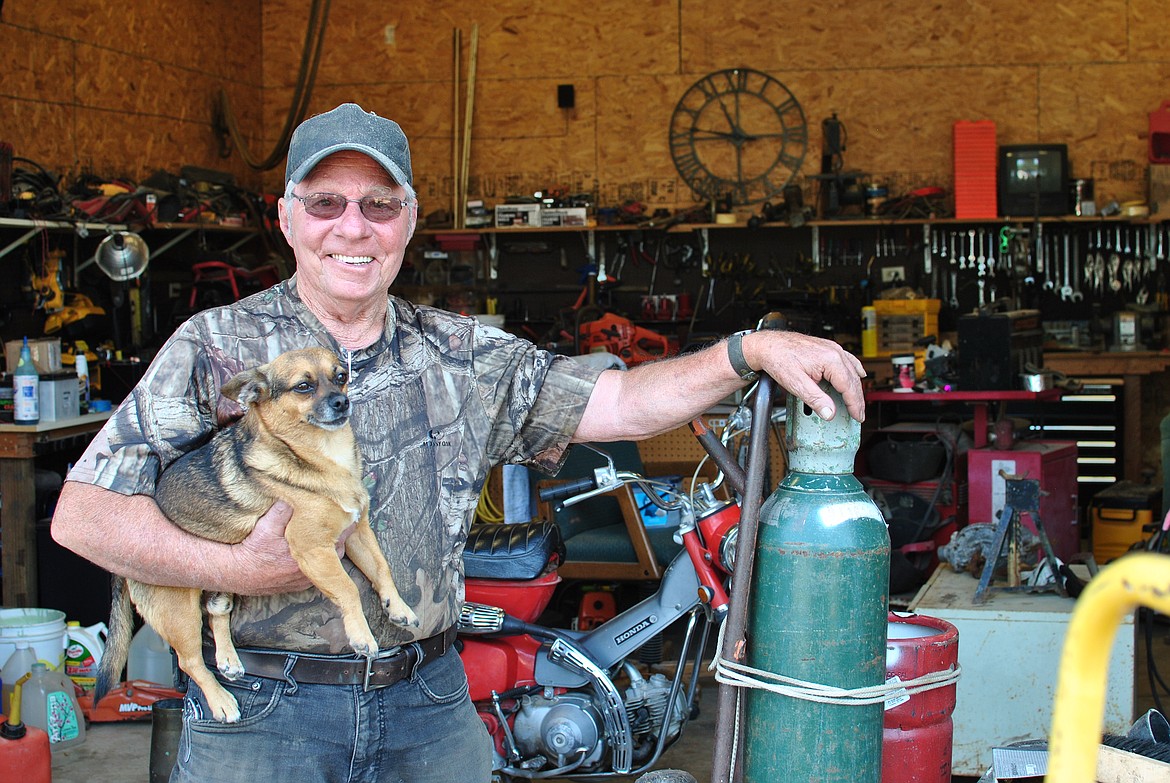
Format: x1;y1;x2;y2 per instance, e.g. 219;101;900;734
882;612;959;783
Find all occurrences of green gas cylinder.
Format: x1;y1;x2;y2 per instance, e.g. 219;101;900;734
743;385;890;782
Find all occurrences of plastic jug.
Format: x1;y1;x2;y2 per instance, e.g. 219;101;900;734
128;624;174;687
64;621;107;691
20;663;85;751
1;643;36;715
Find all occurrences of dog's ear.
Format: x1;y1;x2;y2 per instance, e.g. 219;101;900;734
221;367;270;406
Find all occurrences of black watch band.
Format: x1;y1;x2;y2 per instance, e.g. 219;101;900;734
727;330;758;382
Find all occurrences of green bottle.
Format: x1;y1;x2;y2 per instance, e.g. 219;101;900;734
13;337;39;425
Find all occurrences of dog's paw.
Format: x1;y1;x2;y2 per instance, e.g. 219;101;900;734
348;631;380;658
217;656;245;681
383;599;420;628
208;691;242;724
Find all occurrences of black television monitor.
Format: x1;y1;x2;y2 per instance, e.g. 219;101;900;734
998;144;1069;217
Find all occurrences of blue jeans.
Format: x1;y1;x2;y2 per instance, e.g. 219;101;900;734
171;649;492;783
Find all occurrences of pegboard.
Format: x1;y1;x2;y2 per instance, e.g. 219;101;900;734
638;414;788;483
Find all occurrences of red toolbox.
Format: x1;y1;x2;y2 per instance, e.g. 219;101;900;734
967;441;1079;560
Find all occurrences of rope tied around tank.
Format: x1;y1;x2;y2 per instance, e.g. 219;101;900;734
709;616;962;707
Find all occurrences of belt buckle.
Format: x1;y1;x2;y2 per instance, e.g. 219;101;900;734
363;646;403;692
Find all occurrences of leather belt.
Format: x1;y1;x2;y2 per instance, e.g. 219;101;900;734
218;626;457;691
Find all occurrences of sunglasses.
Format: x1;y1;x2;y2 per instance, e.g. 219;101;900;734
292;192;412;222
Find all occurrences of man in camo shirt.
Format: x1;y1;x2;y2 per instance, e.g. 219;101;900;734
53;103;866;783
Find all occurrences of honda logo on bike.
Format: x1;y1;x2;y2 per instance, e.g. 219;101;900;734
614;615;657;645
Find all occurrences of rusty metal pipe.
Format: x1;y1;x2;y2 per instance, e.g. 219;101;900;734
688;417;748;497
710;374;774;783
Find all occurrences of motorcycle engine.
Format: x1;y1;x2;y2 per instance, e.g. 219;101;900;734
512;693;606;768
510;674;688;772
625;671;687;744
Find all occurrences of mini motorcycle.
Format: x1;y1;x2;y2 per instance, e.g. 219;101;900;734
458;424;758;780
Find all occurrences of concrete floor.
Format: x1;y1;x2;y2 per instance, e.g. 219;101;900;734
45;613;1170;783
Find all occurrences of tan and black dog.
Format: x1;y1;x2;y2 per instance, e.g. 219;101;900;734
95;347;418;723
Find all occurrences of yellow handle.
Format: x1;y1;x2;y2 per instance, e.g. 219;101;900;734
7;672;32;726
1046;551;1170;782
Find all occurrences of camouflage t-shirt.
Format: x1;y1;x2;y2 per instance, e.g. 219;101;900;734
67;275;603;653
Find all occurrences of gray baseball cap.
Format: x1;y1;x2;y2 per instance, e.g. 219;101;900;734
285;103;413;187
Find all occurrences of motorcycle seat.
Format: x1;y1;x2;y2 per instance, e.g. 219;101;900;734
464;520;566;581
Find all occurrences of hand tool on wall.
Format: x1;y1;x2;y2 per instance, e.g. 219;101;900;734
1041;226;1058;292
457;24;479;228
452;28;461;226
1060;231;1073;302
1071;234;1083;302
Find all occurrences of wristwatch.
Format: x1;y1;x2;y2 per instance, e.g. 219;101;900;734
727;330;758;382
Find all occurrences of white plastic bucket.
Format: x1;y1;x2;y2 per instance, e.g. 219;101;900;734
0;608;68;670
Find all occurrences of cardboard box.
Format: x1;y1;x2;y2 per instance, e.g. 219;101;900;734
38;372;79;422
495;203;541;228
540;207;589;227
5;338;62;375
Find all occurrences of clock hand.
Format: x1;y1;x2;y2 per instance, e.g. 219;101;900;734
736;130;798;141
712;93;743;137
691;128;745;142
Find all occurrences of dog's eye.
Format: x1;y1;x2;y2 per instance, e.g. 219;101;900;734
293;381;314;393
335;372;348;385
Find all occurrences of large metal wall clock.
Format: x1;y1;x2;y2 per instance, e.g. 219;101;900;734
669;68;808;206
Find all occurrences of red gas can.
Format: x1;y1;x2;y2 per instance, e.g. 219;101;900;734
881;612;959;783
0;715;52;783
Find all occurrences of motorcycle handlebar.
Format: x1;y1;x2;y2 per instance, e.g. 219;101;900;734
538;476;598;502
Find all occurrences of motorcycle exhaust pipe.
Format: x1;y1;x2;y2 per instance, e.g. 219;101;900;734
458;602;562;641
457;603;550;638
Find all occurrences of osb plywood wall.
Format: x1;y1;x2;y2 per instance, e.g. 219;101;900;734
3;1;1168;211
259;0;1170;214
1;1;266;191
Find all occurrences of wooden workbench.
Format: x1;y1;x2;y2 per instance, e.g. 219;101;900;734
0;412;110;607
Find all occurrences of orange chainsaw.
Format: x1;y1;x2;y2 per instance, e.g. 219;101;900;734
577;312;675;366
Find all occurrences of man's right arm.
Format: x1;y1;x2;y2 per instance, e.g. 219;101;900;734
51;481;315;596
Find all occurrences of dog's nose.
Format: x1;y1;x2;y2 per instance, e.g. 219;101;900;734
328;393;350;414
